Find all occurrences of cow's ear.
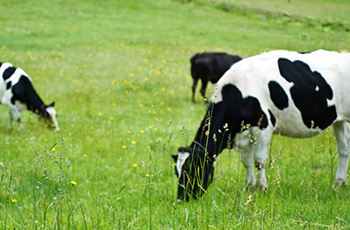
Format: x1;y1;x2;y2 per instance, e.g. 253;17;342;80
48;101;55;107
172;154;178;163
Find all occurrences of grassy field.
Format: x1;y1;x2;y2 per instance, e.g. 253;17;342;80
0;0;350;229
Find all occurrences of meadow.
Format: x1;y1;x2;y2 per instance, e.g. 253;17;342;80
0;0;350;229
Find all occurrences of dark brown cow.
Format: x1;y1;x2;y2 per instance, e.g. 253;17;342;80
190;52;242;102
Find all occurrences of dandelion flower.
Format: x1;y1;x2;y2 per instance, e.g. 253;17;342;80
110;116;114;120
122;145;126;149
12;199;17;203
140;130;144;134
51;148;56;152
146;174;150;177
167;107;171;111
99;112;103;116
68;132;72;136
133;163;138;167
132;141;136;144
71;181;77;185
83;154;87;158
291;157;294;160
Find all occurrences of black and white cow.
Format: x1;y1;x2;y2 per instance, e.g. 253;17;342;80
190;52;242;102
0;62;59;131
173;49;350;201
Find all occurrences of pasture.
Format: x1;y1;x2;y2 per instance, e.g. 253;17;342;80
1;0;350;228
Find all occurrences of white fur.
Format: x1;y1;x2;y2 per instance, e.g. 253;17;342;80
46;106;60;131
213;50;350;188
176;151;190;178
0;63;59;131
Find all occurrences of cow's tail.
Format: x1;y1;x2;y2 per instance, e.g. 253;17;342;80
190;53;201;64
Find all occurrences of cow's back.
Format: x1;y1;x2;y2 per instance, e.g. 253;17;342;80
212;50;350;137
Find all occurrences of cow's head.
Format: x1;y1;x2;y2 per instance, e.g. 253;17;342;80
38;102;60;131
172;143;216;201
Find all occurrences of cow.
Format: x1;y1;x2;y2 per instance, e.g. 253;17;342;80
0;62;60;131
190;52;242;102
172;49;350;201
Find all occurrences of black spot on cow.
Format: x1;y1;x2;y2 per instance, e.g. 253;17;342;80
268;109;276;127
3;67;16;81
268;81;289;110
195;84;268;155
6;81;12;90
278;58;337;129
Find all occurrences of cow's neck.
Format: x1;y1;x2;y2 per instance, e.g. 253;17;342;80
192;102;236;159
26;94;45;114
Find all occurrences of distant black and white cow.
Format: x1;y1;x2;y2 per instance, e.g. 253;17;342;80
173;49;350;201
0;62;59;131
190;52;242;102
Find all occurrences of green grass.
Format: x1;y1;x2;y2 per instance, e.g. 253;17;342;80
1;0;350;228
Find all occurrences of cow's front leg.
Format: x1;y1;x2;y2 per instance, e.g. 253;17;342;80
240;149;256;188
236;130;256;188
254;127;273;190
332;121;350;187
17;118;24;131
200;79;209;102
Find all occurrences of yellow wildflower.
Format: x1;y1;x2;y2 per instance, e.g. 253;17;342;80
71;181;77;185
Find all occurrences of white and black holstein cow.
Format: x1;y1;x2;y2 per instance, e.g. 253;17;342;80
190;52;242;102
173;49;350;201
0;62;59;131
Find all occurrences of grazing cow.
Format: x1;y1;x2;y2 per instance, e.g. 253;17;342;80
0;62;60;131
190;52;242;102
172;49;350;201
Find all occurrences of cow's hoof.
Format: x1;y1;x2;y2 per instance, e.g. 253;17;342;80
333;180;345;188
175;199;184;205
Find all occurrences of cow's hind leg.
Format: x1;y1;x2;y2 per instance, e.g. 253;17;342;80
192;78;198;102
332;121;350;187
6;104;24;131
7;111;13;130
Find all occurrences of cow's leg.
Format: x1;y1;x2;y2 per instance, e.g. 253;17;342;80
8;111;13;130
200;79;209;102
240;148;256;188
332;121;350;187
6;104;24;131
236;130;256;188
192;78;198;102
254;127;273;190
